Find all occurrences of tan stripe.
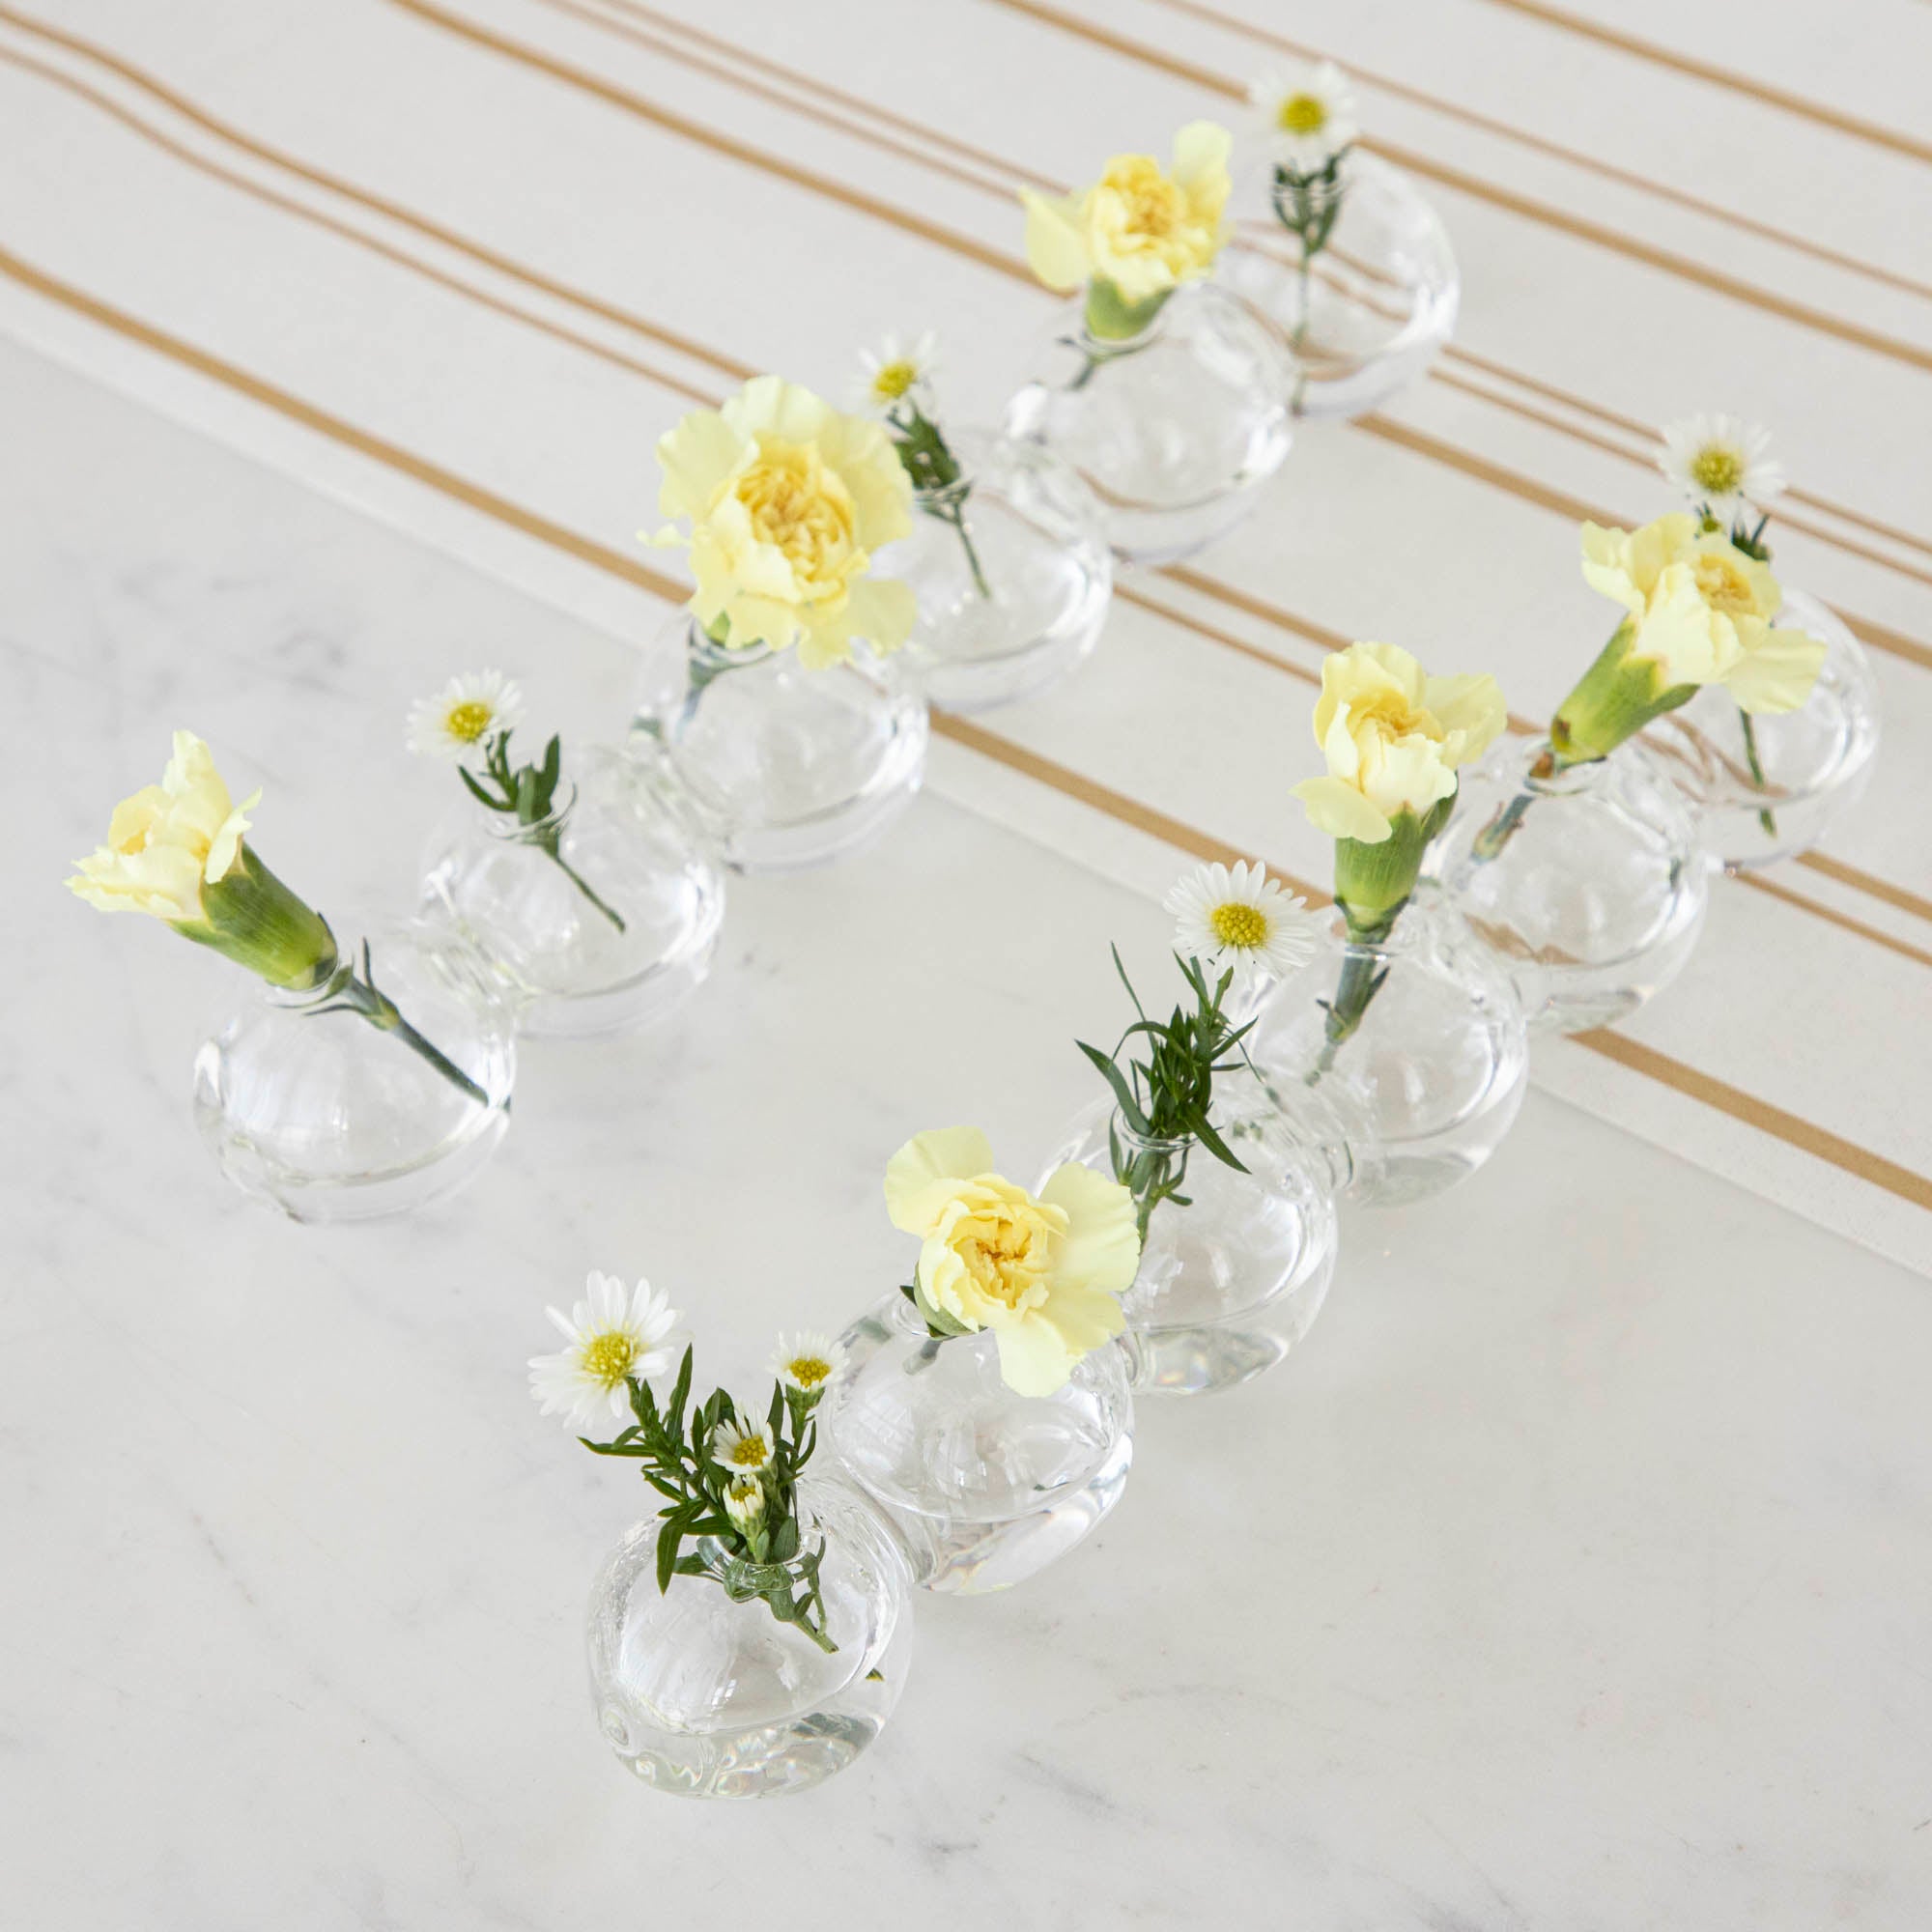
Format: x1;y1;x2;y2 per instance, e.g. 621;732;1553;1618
1117;583;1320;690
1139;0;1932;303
1797;853;1932;926
0;42;717;408
4;242;1920;1208
384;0;1036;286
0;4;757;386
1470;0;1932;167
1730;874;1932;970
1571;1028;1932;1211
978;0;1932;377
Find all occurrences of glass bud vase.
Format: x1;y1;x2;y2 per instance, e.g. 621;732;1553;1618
1049;1091;1339;1395
1637;589;1881;871
419;746;724;1039
887;428;1112;712
1002;281;1293;565
192;918;516;1221
1427;737;1710;1034
1219;150;1459;420
824;1292;1133;1595
585;1476;914;1799
1246;886;1529;1207
629;617;928;872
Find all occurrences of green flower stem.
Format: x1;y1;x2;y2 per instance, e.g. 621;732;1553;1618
1309;906;1397;1084
1739;707;1778;838
534;832;626;932
310;942;490;1108
932;499;993;600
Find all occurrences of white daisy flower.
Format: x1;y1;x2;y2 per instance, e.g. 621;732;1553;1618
854;330;940;414
406;669;524;762
1251;62;1359;175
769;1329;846;1400
722;1473;765;1530
527;1271;682;1433
1165;859;1321;990
711;1415;777;1477
1657;413;1786;528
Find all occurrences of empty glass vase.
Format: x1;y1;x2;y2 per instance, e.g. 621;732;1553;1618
825;1292;1133;1595
886;428;1112;711
419;746;724;1038
1638;589;1881;871
1427;737;1710;1033
629;617;928;872
1049;1092;1338;1395
1247;886;1528;1206
1003;281;1293;564
192;917;516;1221
586;1477;914;1799
1220;150;1459;419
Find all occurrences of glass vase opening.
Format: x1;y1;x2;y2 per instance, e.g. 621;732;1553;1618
629;617;928;873
1049;1090;1338;1395
885;427;1112;712
1220;149;1459;420
824;1292;1133;1595
191;917;516;1222
1426;736;1710;1034
1637;589;1880;872
1002;281;1293;565
419;746;724;1039
1247;885;1529;1207
586;1476;913;1799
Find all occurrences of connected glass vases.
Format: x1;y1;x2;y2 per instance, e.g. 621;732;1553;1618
826;1292;1134;1595
1221;151;1459;419
1004;282;1293;564
419;746;724;1038
1638;590;1880;871
1247;887;1529;1205
1428;737;1710;1033
192;918;516;1221
1050;1093;1338;1395
586;1477;914;1799
629;617;928;872
887;428;1112;711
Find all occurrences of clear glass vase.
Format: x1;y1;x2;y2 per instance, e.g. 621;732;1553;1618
628;617;928;872
1220;150;1459;420
885;427;1112;712
1002;281;1293;565
1637;589;1881;871
1049;1092;1338;1395
1246;886;1528;1206
585;1476;914;1799
192;918;516;1221
1427;737;1711;1034
419;746;724;1038
824;1291;1133;1595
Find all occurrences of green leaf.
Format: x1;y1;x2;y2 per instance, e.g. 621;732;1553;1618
1077;1038;1151;1134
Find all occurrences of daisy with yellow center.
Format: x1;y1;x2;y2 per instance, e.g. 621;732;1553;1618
712;1416;777;1476
770;1330;845;1398
1251;61;1358;175
1165;860;1321;991
406;669;524;763
722;1473;765;1530
528;1271;682;1432
854;330;939;414
1657;412;1784;533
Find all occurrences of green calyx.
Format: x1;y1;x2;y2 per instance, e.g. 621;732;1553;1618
172;844;337;989
1083;276;1172;343
1549;617;1698;768
1333;797;1451;938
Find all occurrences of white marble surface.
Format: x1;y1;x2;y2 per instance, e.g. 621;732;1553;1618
11;343;1932;1927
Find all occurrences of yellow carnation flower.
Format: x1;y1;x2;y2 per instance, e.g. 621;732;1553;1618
649;376;916;669
1292;641;1507;846
1022;123;1233;327
885;1126;1139;1398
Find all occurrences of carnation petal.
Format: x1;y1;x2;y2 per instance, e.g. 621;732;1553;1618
1021;187;1091;292
885;1126;996;1234
655;409;744;520
1723;620;1829;714
991;1317;1077;1399
1293;774;1391;843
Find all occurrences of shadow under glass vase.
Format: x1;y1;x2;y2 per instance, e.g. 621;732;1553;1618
1247;886;1529;1207
885;426;1113;713
1002;280;1293;565
419;747;724;1039
585;1475;914;1800
1637;589;1880;872
191;916;516;1222
628;617;928;873
1048;1092;1339;1396
1426;736;1710;1034
1219;149;1459;421
824;1291;1134;1596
